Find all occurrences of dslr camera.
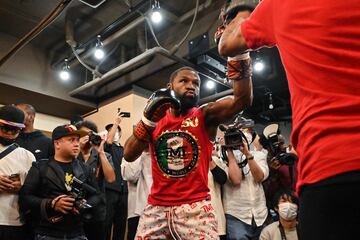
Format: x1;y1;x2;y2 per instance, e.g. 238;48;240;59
219;115;255;148
69;177;97;221
89;132;102;146
259;124;298;166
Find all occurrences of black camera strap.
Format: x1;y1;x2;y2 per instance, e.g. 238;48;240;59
0;143;19;160
279;221;300;240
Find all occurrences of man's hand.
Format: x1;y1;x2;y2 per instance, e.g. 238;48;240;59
53;195;75;214
80;135;90;148
94;137;106;154
0;175;17;193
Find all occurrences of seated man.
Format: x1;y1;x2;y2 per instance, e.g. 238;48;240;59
260;192;299;240
19;124;101;240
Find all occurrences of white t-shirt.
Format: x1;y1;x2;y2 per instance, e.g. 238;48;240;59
223;150;269;226
260;221;298;240
121;151;152;218
0;144;35;226
208;155;227;236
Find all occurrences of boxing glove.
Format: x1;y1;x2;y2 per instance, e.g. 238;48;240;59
134;88;181;142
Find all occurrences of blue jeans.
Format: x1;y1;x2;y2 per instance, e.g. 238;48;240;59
226;214;263;240
34;234;88;240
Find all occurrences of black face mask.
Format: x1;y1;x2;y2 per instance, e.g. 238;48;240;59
0;136;15;146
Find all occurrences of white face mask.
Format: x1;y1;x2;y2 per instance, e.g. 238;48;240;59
244;132;253;145
278;202;298;220
113;131;120;142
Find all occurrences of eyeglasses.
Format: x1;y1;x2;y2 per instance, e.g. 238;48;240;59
0;125;21;134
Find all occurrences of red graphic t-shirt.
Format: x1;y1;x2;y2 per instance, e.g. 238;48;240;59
148;107;212;206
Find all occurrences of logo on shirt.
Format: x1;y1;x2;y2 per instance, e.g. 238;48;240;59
65;172;74;191
181;117;199;128
154;130;199;177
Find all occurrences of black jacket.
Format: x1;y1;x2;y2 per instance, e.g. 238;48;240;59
16;130;54;161
19;157;101;238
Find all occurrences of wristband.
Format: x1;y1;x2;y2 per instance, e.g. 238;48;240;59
227;58;252;81
246;155;254;161
141;115;157;128
133;120;153;143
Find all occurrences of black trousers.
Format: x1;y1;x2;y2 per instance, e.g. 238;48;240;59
127;216;140;240
0;225;28;240
299;170;360;240
84;220;105;240
105;190;128;240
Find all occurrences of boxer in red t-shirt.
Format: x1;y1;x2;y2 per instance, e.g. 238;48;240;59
124;63;252;239
218;1;360;239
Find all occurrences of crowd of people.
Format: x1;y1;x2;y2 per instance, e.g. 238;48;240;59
0;0;359;239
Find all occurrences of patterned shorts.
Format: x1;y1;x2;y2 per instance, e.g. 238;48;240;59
135;199;219;240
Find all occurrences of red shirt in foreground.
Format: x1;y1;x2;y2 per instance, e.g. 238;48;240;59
241;0;360;193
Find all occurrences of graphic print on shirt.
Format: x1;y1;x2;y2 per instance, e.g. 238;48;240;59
65;172;74;191
154;130;199;178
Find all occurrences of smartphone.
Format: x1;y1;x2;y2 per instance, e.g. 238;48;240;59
119;112;131;118
9;173;20;181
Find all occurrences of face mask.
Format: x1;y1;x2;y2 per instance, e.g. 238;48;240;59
278;202;298;220
113;132;120;142
0;136;15;146
244;132;253;145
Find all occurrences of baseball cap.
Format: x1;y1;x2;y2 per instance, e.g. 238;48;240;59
0;105;25;128
105;123;121;132
52;124;88;141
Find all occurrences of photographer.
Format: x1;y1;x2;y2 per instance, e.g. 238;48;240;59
19;124;101;240
260;124;298;211
75;120;115;240
222;124;269;240
104;113;128;240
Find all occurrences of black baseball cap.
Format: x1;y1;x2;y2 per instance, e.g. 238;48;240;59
105;124;121;132
52;124;88;141
0;105;25;128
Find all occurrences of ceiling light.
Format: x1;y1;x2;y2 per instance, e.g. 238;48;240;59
268;92;274;109
59;59;70;81
151;0;162;24
254;61;265;72
94;35;105;60
206;80;215;89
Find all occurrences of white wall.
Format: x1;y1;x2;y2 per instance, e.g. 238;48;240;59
85;91;148;146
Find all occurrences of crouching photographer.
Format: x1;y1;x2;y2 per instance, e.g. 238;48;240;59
221;117;269;240
19;124;101;240
259;124;299;212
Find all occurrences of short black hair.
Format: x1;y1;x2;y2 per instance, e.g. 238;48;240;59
169;67;198;83
273;190;299;208
75;120;98;133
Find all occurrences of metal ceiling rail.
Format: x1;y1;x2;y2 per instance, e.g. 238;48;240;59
69;46;228;97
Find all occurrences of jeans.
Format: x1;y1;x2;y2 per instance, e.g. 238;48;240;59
34;234;87;240
226;214;263;240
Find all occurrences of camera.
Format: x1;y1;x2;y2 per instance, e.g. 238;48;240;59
89;132;102;146
69;177;97;221
219;115;255;148
259;124;298;166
